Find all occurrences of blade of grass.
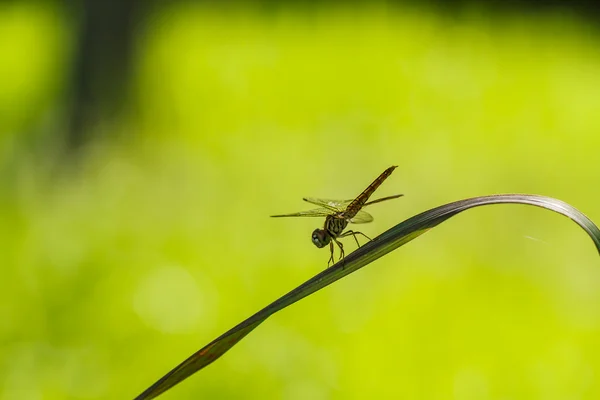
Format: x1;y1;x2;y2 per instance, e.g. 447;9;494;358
134;193;600;400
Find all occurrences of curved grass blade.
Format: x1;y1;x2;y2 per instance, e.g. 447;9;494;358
134;194;600;400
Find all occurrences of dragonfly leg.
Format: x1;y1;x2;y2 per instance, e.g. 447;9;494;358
333;238;345;260
327;241;335;267
339;230;372;247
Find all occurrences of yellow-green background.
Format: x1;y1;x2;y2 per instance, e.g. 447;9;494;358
2;2;600;399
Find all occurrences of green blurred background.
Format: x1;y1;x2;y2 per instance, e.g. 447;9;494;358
2;1;600;399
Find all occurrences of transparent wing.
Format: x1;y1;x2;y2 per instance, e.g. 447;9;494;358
363;194;404;207
271;207;334;218
275;194;403;220
302;197;353;212
304;194;404;210
349;210;374;224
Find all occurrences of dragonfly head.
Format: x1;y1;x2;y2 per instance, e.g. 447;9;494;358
311;228;330;248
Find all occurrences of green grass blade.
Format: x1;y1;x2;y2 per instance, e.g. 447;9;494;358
134;194;600;399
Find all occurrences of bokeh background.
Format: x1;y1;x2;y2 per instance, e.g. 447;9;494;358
2;0;600;399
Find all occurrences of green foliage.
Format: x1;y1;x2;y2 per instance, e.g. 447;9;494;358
1;2;600;399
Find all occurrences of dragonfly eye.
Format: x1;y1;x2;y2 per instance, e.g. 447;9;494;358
311;229;329;248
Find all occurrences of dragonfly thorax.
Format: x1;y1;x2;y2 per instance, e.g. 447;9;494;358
325;215;348;238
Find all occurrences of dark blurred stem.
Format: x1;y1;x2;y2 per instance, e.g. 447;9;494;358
66;0;137;152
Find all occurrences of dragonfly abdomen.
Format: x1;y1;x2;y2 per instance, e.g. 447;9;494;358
342;165;398;219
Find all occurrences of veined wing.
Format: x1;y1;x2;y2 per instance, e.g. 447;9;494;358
349;210;374;224
303;194;404;212
271;206;373;222
270;207;334;218
302;197;353;212
363;194;404;206
275;194;403;220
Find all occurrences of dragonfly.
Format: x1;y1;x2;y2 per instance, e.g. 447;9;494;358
271;165;402;266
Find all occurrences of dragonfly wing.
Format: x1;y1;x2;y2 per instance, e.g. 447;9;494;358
304;195;404;211
349;210;374;224
363;194;404;207
271;207;333;218
302;197;353;212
